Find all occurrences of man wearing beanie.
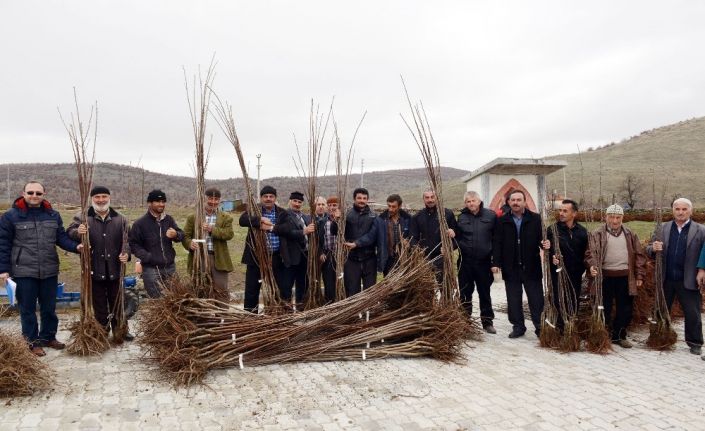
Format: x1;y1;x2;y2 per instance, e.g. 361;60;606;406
128;189;184;298
182;187;234;300
585;204;646;348
0;181;82;356
68;186;133;341
239;185;287;313
276;191;315;310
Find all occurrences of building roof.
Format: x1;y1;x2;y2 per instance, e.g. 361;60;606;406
461;158;568;182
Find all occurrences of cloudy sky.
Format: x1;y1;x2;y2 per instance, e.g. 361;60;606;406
2;1;704;179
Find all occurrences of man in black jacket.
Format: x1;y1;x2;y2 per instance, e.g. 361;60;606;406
547;199;588;328
277;191;315;310
316;196;340;302
492;190;550;339
455;191;497;333
68;186;133;340
375;194;412;276
343;188;377;297
410;190;457;282
128;189;184;298
239;185;288;313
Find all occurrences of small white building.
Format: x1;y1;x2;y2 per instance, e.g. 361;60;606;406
460;158;567;212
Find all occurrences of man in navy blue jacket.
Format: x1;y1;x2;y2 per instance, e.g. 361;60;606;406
0;181;81;356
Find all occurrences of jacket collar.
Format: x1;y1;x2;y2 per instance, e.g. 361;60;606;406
380;208;410;220
13;196;53;214
88;206;119;220
460;202;485;216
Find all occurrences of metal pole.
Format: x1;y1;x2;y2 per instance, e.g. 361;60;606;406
360;158;364;188
256;154;262;195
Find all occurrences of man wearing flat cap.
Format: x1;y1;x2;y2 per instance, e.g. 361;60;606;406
239;185;288;313
276;191;315;310
585;204;646;348
128;189;184;298
68;186;133;341
318;196;341;302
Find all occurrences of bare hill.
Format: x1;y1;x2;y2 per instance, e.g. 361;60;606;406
0;162;469;209
545;117;705;208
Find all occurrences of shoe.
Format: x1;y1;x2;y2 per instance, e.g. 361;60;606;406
535;328;541;338
613;339;633;349
483;325;497;334
123;332;135;342
44;339;66;350
689;346;702;355
508;330;525;339
30;346;46;357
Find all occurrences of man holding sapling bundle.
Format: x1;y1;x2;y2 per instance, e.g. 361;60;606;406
182;187;234;296
316;196;340;303
343;188;378;297
67;186;133;341
492;190;550;339
648;198;705;355
239;185;287;313
128;189;184;298
585;204;646;348
409;190;457;283
0;181;82;356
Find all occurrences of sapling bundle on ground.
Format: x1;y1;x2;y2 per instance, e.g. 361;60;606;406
549;222;581;352
60;90;110;356
585;233;611;354
293;100;333;310
138;243;474;387
0;326;54;397
211;91;283;313
645;207;677;350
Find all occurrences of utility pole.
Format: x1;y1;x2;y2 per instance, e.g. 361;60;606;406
562;168;567;199
360;158;364;188
256;154;262;195
6;165;10;204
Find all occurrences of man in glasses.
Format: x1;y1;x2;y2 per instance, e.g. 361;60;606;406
0;181;82;356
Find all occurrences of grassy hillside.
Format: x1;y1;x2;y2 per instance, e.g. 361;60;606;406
545;117;705;208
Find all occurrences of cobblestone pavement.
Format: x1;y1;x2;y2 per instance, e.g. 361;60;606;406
2;285;704;431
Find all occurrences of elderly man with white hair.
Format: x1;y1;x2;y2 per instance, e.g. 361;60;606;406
649;197;705;355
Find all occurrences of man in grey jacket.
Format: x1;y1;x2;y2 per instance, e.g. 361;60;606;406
648;197;705;355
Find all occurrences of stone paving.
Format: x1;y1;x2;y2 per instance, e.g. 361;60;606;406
2;285;704;431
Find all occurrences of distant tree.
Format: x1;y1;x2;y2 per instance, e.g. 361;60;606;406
620;174;643;209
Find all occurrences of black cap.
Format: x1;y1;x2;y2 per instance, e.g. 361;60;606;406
147;189;167;202
289;191;304;201
260;185;277;197
90;186;111;197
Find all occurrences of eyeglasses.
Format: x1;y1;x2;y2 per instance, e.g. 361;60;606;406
25;191;44;196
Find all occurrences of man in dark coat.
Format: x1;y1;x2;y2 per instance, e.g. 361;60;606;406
455;191;497;333
547;199;589;330
276;191;315;310
68;186;133;340
343;188;377;297
128;189;184;298
0;181;82;356
375;194;412;276
316;196;340;302
492;190;550;339
409;190;457;282
238;185;288;313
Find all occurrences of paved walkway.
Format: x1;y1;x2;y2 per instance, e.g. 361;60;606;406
2;285;704;431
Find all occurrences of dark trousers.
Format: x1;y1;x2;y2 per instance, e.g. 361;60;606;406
382;254;399;277
458;258;495;326
142;263;176;298
92;278;120;331
504;274;544;333
15;276;59;347
321;255;337;302
603;276;633;341
344;257;377;297
280;258;308;307
664;280;703;347
243;252;286;313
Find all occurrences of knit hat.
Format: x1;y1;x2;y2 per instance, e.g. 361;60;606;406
326;196;339;204
260;185;277;197
147;189;167;202
90;186;111;197
605;204;624;215
289;191;304;201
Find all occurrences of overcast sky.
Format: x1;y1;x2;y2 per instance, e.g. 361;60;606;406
2;1;704;179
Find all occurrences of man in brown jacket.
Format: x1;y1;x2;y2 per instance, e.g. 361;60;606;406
585;204;646;348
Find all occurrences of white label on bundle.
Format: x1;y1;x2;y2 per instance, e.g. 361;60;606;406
544;319;556;329
362;350;366;360
232;334;236;344
192;239;206;243
555;267;562;273
366;311;369;322
338;272;344;279
381;339;385;343
366;342;370;349
220;319;224;324
597;306;604;310
258;279;263;284
239;354;244;369
358;313;362;319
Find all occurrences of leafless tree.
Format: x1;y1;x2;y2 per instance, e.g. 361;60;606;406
621;174;643;209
